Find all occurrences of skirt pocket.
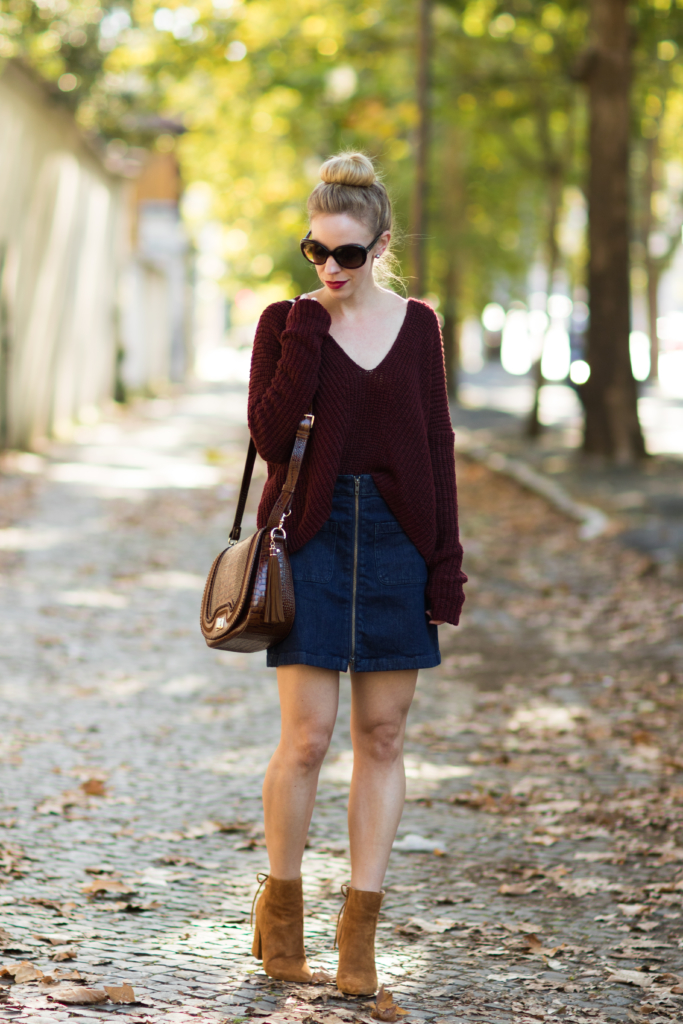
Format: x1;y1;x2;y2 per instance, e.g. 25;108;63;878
374;521;428;587
291;521;338;583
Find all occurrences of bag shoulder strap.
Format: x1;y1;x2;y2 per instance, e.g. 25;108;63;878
228;412;314;544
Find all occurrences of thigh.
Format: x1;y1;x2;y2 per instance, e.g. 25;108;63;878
349;669;418;734
277;665;340;740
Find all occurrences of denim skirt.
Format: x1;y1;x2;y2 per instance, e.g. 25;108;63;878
267;475;440;673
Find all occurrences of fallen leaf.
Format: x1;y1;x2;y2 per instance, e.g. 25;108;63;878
524;833;559;847
0;961;44;983
82;879;134;896
557;876;618;898
607;969;652;988
310;969;333;984
49;947;77;961
51;985;108;1004
80;778;106;797
27;899;77;917
370;985;408;1021
617;904;648;918
404;916;456;934
0;843;25;878
499;882;539;897
392;834;446;854
0;929;12;947
35;789;88;815
104;983;135;1003
34;933;78;946
523;934;564;957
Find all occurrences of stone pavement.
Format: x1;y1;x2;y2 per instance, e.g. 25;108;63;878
0;382;682;1024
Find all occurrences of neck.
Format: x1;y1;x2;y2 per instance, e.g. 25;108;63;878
326;278;384;317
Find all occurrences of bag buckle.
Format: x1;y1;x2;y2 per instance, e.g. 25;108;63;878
269;525;286;554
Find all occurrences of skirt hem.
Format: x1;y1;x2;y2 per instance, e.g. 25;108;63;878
267;650;441;672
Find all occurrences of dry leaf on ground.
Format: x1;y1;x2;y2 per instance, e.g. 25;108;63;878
499;882;539;896
104;983;135;1003
49;947;77;961
370;985;408;1021
0;961;43;983
80;778;107;796
35;790;87;815
0;929;13;947
82;878;134;896
0;843;25;878
607;969;652;988
41;969;83;986
50;985;108;1004
524;934;564;957
27;898;77;917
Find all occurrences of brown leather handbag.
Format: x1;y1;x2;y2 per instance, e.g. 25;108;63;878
200;412;314;652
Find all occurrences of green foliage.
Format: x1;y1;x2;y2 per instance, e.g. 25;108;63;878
4;0;683;317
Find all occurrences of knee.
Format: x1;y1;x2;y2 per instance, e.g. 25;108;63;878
286;730;331;772
355;721;404;765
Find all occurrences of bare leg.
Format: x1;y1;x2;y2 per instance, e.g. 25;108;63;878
347;670;418;891
262;665;339;880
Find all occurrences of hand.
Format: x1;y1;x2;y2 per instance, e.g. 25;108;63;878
426;609;445;626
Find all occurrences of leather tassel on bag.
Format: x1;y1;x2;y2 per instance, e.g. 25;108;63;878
264;548;285;624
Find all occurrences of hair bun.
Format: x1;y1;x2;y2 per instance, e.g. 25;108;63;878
320;152;376;187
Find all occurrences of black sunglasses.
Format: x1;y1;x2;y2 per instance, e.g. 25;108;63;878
300;230;384;270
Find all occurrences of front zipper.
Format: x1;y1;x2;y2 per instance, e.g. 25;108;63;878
350;476;360;669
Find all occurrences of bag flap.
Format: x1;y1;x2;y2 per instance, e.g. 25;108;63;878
204;529;265;629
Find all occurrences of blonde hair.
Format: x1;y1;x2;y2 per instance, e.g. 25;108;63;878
307;152;403;288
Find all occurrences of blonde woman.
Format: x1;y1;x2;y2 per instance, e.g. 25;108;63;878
247;153;466;995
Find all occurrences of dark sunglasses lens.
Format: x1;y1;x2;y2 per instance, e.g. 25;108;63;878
301;241;328;265
335;246;366;269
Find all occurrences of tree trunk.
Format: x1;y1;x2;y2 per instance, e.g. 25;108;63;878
582;0;646;461
643;135;659;381
408;0;431;297
442;255;459;399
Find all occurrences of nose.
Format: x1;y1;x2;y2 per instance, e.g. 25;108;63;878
325;256;342;274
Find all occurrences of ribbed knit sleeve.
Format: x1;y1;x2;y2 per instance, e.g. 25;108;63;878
424;313;467;626
248;298;331;464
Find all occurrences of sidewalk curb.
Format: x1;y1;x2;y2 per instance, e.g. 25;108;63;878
454;432;611;541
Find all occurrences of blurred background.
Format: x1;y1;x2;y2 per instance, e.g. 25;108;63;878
1;0;683;462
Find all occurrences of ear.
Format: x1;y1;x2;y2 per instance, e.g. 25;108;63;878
375;230;391;258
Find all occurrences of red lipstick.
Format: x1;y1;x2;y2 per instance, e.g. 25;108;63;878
326;281;347;290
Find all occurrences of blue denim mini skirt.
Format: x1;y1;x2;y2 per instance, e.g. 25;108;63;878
267;475;441;673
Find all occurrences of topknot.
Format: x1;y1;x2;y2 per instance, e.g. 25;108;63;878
319;152;376;188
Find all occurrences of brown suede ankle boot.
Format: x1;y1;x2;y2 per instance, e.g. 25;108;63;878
335;884;385;995
251;873;313;982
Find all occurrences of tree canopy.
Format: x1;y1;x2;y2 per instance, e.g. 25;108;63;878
3;1;683;335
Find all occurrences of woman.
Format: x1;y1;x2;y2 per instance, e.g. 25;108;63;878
247;152;466;995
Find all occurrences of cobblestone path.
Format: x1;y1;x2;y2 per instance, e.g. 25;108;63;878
0;383;682;1024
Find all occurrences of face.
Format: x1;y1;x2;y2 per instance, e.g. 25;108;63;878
307;213;390;299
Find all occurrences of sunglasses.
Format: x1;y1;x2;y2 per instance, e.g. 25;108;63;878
300;230;383;270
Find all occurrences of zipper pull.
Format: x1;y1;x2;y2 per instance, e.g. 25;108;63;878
355;476;360;494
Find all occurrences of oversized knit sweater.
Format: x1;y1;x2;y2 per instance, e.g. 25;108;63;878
247;297;467;626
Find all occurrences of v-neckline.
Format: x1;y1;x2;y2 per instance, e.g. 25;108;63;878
327;299;413;373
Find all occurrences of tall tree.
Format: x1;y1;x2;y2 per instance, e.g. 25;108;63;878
579;0;645;462
408;0;432;297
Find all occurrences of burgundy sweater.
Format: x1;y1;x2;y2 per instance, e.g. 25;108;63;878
247;297;467;625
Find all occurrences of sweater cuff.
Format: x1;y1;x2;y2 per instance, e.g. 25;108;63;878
426;575;466;627
286;297;332;335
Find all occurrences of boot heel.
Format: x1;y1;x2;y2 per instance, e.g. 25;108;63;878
252;923;262;960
